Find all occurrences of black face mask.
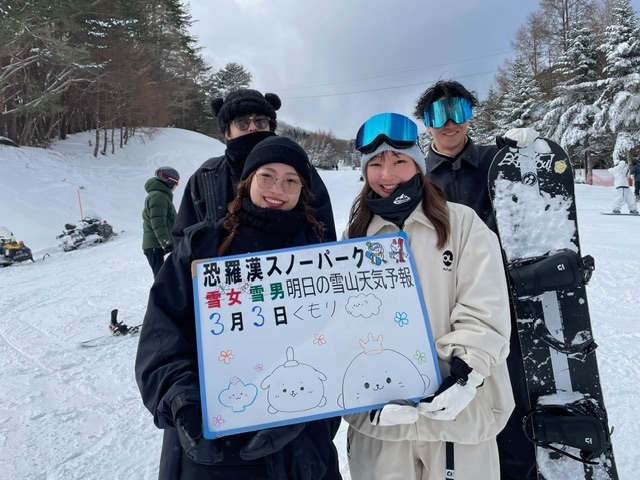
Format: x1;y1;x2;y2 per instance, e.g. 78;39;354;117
225;131;276;163
225;131;276;183
365;173;423;228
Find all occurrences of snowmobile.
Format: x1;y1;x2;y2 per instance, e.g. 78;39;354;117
0;226;35;266
56;210;116;252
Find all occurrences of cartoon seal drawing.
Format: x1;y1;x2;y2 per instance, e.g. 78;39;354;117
338;333;431;409
261;347;327;414
218;376;258;412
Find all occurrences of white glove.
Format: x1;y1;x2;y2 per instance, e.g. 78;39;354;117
416;358;484;421
369;399;419;426
504;128;539;148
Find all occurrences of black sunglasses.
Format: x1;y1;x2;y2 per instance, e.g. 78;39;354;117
233;115;271;131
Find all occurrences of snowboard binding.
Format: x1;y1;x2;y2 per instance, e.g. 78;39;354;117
522;399;612;465
507;249;595;299
109;308;140;336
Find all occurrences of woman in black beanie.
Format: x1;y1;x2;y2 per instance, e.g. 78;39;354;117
135;136;342;480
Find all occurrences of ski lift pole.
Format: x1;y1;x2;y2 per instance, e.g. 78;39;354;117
77;188;84;220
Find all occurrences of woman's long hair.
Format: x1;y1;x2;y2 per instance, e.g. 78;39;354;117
347;173;450;249
218;171;325;256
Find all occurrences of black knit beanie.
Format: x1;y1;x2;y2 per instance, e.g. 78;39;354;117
241;136;312;187
211;89;281;133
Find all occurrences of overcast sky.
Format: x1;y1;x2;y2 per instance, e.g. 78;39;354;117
186;0;639;140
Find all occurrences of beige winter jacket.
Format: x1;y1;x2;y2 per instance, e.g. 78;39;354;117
344;202;515;444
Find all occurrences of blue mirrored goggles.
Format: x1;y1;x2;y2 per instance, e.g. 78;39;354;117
423;97;473;129
355;112;418;154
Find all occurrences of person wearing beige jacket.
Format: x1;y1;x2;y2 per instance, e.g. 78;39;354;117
344;112;514;480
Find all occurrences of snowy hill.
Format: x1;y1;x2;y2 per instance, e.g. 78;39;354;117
0;128;638;479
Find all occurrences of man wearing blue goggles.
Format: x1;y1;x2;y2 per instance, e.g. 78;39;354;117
414;80;538;480
423;97;473;129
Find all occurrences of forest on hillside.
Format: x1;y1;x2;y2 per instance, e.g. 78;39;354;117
1;0;639;168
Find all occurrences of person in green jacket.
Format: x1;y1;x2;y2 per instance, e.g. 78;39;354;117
142;166;180;277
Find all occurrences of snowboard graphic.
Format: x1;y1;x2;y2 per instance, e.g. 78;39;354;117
488;138;618;480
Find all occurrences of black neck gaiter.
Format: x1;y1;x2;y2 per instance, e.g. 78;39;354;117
365;174;423;228
225;131;276;180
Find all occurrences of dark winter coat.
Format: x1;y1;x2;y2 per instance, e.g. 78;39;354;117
135;203;342;480
424;136;539;479
172;142;336;244
142;178;177;251
424;137;499;235
631;163;640;181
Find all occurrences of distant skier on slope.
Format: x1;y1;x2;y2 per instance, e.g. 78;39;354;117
630;160;640;202
608;159;638;214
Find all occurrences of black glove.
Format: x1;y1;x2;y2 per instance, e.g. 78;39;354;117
239;423;306;461
163;244;173;255
172;395;223;465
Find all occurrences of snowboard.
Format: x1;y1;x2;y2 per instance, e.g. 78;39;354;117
488;138;618;480
599;212;639;216
77;309;140;348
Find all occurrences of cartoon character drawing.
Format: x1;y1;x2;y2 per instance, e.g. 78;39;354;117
218;376;258;412
389;237;408;263
261;347;327;414
338;333;431;409
365;241;387;266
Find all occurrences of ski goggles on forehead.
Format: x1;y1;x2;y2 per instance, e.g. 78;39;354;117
423;97;473;129
355;113;418;154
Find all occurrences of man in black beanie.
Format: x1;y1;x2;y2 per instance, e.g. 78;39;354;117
172;88;336;243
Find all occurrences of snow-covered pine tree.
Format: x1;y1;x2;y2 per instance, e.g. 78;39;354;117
494;56;543;132
211;63;253;99
472;86;503;145
540;1;605;162
594;0;640;163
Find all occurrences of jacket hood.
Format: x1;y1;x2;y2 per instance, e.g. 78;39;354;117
145;177;173;195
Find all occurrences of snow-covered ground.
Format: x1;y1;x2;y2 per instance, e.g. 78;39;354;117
0;128;638;479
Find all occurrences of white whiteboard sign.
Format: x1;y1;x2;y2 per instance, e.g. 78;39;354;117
192;232;440;439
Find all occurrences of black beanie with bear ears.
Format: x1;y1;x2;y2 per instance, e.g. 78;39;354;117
211;89;281;134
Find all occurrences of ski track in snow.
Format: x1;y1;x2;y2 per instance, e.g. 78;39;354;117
1;129;638;479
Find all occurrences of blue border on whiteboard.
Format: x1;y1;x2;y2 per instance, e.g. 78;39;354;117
192;231;442;439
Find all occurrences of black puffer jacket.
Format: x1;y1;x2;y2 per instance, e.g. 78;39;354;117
136;204;342;480
424;137;499;234
172;133;336;244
